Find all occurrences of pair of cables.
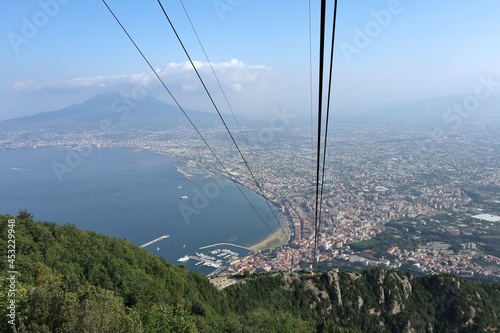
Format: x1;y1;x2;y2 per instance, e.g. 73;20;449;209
101;0;286;236
102;0;339;259
313;0;339;263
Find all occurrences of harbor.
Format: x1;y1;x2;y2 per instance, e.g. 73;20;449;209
177;247;243;276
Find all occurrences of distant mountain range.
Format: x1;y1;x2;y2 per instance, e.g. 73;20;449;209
1;91;499;132
0;92;219;131
370;94;500;121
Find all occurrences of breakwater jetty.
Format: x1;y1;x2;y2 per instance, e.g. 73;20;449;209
140;235;170;248
199;242;252;252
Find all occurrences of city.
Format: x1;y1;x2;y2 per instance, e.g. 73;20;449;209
1;114;499;282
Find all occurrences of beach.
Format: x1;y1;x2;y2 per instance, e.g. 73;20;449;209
250;223;290;252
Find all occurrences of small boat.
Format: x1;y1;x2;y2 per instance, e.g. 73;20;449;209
156;247;160;251
177;186;182;189
177;255;189;262
133;160;143;164
180;195;188;199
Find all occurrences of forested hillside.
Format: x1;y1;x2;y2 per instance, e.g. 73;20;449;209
1;213;498;332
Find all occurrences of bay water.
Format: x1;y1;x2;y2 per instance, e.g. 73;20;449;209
0;147;280;273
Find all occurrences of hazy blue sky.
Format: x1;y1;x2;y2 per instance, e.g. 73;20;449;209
1;0;500;120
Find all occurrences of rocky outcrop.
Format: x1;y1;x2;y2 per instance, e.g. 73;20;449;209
273;268;499;332
327;270;342;306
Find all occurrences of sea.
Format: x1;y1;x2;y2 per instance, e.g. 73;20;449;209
0;147;280;274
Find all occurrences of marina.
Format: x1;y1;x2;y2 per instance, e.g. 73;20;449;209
178;247;243;275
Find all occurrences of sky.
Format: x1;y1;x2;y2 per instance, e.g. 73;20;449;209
1;0;500;121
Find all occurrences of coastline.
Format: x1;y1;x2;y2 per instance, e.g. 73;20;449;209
250;223;290;252
157;150;292;249
148;147;292;252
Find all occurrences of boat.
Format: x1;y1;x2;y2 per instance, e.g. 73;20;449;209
133;160;143;164
177;255;190;262
177;186;182;189
180;195;188;199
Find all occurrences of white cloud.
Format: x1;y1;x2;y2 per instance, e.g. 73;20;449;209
230;83;242;92
12;59;274;95
13;75;131;93
9;59;309;116
181;84;198;92
12;80;40;92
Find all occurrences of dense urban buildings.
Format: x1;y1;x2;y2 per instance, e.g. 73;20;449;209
1;114;499;281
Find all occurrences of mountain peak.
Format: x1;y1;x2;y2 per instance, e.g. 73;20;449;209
0;92;217;131
83;91;124;104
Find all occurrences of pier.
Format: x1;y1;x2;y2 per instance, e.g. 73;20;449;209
186;253;222;269
140;235;170;248
199;242;251;252
207;265;229;278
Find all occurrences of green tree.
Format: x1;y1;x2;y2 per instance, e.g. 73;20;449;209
141;304;198;333
16;210;33;220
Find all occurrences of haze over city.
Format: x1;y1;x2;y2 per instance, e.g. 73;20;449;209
2;0;500;120
1;2;500;331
